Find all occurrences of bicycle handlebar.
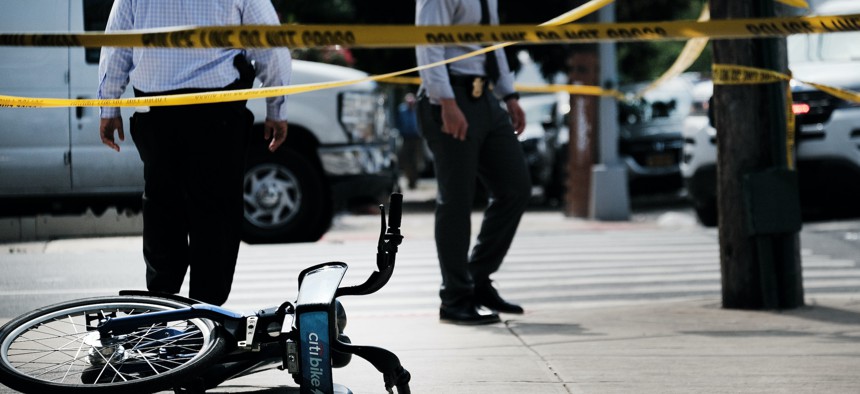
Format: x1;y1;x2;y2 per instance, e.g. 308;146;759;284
387;193;403;232
335;193;403;298
333;192;412;392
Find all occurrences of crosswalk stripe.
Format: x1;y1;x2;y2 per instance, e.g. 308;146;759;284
220;229;860;316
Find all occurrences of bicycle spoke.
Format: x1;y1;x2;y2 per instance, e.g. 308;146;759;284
9;338;88;371
132;348;160;377
61;338;88;383
16;323;89;346
23;353;90;380
1;299;222;390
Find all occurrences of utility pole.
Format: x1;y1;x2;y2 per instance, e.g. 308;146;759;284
564;2;629;220
590;2;629;221
710;0;804;309
565;48;599;218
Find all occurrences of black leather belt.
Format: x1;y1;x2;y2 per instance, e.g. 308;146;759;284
449;75;494;99
448;75;487;87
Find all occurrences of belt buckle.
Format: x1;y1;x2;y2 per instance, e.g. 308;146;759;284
471;77;484;99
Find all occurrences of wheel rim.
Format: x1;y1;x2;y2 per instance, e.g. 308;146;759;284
243;163;302;229
1;302;214;387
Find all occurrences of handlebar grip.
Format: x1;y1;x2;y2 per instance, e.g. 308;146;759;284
388;193;403;231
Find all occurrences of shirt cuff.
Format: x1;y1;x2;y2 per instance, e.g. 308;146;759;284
267;102;287;121
502;93;520;102
100;107;121;118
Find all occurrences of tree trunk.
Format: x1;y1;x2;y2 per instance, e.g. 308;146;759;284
710;0;804;309
565;50;599;218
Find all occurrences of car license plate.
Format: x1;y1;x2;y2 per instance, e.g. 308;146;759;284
646;153;676;167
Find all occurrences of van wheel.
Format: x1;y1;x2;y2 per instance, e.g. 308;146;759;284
241;147;332;244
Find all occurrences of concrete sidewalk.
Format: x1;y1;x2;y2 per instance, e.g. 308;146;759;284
202;188;860;393
205;296;860;393
5;179;858;393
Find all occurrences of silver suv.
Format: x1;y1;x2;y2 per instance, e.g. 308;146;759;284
682;0;860;226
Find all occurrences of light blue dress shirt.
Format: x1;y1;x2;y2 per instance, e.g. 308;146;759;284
415;0;516;103
98;0;291;120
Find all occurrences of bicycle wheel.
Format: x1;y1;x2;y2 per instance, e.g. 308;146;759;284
0;295;227;394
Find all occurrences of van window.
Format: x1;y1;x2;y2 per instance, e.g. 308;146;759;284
819;32;860;62
84;0;114;64
788;32;860;64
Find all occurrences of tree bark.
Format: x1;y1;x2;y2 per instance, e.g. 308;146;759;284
565;50;599;218
710;0;804;309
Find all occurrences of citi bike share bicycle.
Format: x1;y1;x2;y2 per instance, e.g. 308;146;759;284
0;193;411;394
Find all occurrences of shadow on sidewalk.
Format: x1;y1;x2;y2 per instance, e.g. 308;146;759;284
782;304;860;326
209;384;299;393
505;321;600;337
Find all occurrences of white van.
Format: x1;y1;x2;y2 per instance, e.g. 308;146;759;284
681;0;860;226
0;0;396;243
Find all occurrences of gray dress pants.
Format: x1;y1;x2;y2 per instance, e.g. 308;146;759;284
417;84;531;306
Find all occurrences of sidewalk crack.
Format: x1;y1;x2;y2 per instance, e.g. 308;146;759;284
504;320;574;393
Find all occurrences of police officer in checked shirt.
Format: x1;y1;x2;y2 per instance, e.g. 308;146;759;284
98;0;291;306
415;0;531;325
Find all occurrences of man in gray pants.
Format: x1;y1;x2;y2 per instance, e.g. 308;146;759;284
416;0;531;325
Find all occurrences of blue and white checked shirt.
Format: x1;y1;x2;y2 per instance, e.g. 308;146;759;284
98;0;291;120
415;0;516;104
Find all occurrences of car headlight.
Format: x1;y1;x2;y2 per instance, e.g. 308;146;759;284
339;91;385;143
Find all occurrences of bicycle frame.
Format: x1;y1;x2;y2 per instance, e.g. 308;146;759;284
95;193;410;394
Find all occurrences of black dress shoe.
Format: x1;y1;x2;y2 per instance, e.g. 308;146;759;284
475;282;524;314
439;302;501;325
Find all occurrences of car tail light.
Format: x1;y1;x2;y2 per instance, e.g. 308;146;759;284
792;102;811;115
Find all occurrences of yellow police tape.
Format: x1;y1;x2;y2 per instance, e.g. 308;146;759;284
713;65;799;168
635;4;711;100
0;0;853;110
786;83;796;169
0;0;613;109
713;63;860;171
0;78;369;108
1;14;858;49
776;0;809;8
379;76;625;100
713;64;860;104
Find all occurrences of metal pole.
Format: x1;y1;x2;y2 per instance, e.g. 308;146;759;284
589;2;630;220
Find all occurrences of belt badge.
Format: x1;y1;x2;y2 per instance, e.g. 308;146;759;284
471;78;483;98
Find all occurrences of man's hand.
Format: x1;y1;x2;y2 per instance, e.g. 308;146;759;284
100;117;124;152
505;98;526;135
440;98;468;141
265;119;288;152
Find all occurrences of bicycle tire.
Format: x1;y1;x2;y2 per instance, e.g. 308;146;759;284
0;295;227;394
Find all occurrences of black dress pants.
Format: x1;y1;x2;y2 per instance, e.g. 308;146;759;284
130;99;252;305
417;85;531;306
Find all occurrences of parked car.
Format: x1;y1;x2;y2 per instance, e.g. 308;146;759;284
517;93;566;202
681;0;860;226
0;0;397;243
617;75;698;194
549;75;697;202
417;93;568;205
681;80;719;225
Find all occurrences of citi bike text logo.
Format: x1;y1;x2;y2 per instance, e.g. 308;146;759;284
306;332;327;388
